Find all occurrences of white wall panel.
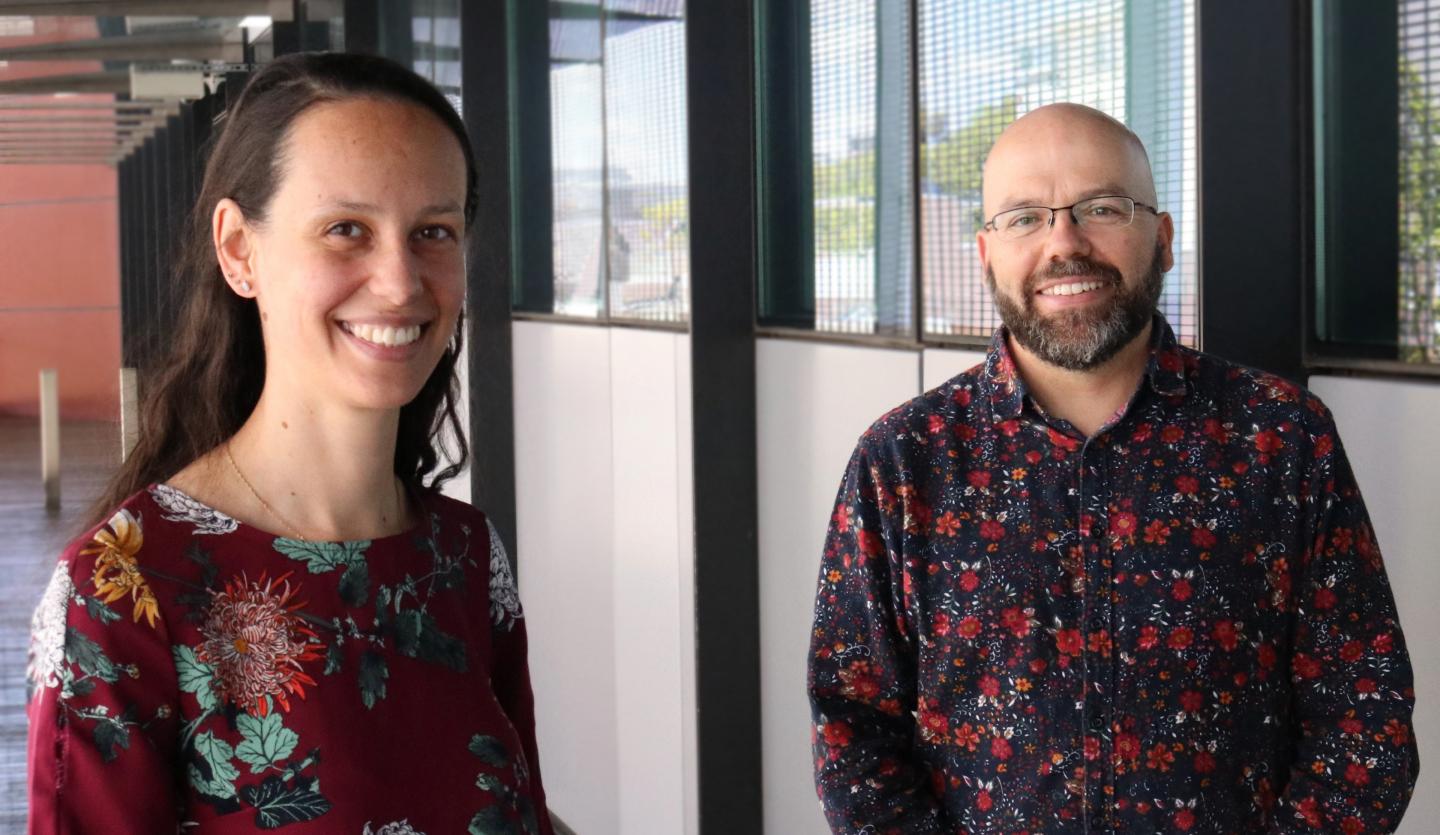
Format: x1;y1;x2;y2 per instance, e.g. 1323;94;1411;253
609;329;688;835
1308;376;1440;835
512;321;620;833
922;346;987;392
674;334;700;835
756;339;922;835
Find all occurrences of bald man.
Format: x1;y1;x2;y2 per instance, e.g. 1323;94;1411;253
807;104;1417;834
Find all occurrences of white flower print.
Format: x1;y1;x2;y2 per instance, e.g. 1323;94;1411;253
28;561;73;694
149;483;239;535
486;520;523;630
362;821;426;835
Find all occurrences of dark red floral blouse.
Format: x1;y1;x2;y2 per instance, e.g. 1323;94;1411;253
27;486;551;835
809;317;1418;834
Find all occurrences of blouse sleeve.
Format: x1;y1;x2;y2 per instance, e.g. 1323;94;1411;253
485;519;555;835
27;509;183;835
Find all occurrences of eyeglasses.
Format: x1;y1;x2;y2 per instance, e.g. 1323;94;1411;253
982;195;1159;241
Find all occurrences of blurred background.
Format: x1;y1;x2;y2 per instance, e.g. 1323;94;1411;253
0;1;1436;832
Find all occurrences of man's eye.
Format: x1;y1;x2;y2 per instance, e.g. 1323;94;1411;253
1006;212;1041;228
327;221;364;238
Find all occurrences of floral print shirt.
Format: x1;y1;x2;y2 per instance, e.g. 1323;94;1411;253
808;317;1418;834
28;485;552;835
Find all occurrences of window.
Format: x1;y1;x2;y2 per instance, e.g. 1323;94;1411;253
547;0;690;324
762;0;1200;344
1314;0;1440;368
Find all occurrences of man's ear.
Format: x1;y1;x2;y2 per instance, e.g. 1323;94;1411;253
977;227;990;270
213;198;256;295
1156;211;1175;273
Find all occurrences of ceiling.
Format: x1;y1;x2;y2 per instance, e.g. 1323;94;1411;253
0;1;290;165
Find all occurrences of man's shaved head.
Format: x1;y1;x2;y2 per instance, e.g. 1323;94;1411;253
982;103;1157;216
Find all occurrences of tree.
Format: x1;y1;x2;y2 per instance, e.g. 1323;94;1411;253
921;95;1018;195
1398;57;1440;363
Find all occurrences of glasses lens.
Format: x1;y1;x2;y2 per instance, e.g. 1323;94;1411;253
1074;196;1135;227
996;208;1050;239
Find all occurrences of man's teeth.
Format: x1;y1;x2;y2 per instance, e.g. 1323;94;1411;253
1040;280;1106;297
343;322;423;347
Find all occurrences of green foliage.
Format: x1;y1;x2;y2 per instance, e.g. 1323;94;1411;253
173;645;218;712
1398;57;1440;362
814;151;875;200
236;713;300;774
921;95;1018;196
815;203;875;254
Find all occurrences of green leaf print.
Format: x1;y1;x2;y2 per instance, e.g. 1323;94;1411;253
64;627;118;683
274;539;369;574
468;734;509;768
243;775;332;829
190;730;240;799
82;594;122;625
92;715;131;763
236;712;300;773
358;649;389;709
173;645;218;712
338;560;370;607
323;642;343;676
469;806;519;835
394;609;467;672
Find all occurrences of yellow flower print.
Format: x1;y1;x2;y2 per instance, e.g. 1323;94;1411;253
81;509;160;628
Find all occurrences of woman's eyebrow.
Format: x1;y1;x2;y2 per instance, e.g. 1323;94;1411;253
315;200;462;215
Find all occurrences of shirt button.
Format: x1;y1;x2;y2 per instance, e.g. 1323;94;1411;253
1088;711;1105;732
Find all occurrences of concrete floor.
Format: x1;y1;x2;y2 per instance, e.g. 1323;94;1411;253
0;417;119;830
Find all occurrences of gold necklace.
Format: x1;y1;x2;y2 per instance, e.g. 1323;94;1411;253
224;441;309;541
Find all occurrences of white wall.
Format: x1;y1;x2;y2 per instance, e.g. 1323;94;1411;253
512;321;697;835
1308;375;1440;835
756;339;922;834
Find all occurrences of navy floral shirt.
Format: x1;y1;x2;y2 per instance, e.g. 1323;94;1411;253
809;317;1418;834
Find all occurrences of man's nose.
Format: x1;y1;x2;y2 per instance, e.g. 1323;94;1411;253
1040;209;1092;261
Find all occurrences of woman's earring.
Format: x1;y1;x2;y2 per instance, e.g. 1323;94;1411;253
240;279;252;293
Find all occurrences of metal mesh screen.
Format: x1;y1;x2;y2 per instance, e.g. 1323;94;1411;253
1399;0;1440;362
917;0;1198;344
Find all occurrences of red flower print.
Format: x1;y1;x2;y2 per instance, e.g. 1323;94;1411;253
1137;625;1160;650
918;707;949;742
1001;606;1032;638
822;721;853;747
1161;425;1185;444
959;570;980;592
998;419;1021;437
1331;527;1354;552
1385;719;1411;746
1109;512;1138;541
1174;475;1200;495
1174;808;1196;831
831;503;851;534
957;616;982;639
927;414;946;435
1296;796;1322;827
932;612;951;636
1340;817;1365;835
1131;423;1153;443
979;519;1006;541
1170;577;1191;601
838;660;882;700
1054;628;1083;656
857;528;883;559
1087;630;1112;655
1212;620;1239;651
1292;653;1322;680
1146;744;1175;772
954;722;980;751
1145;520;1172;546
1047;427;1079;452
1338;717;1364;736
1179;690;1204;713
1190;527;1217;549
1355;678;1377;696
1254;429;1284;455
197;573;323;717
1313;433;1334;458
1345;761;1370;786
1084;736;1101;761
978;675;1001;698
990;735;1012;761
967;470;991;489
1167;627;1194;651
935;512;961;537
976;789;993;811
1339;640;1364;663
952;387;972;407
1373;632;1394;654
1193;751;1216;773
1313;587;1337;610
1114;732;1141;765
1258;642;1277;669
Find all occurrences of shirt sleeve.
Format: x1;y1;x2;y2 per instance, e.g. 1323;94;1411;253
27;512;183;835
808;441;952;834
1270;422;1419;833
485;520;555;835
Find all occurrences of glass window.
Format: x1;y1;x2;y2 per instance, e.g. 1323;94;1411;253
774;0;1199;344
1398;0;1440;362
548;0;690;323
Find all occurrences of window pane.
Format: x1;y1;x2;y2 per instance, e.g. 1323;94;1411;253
918;0;1199;344
1399;0;1440;362
810;0;915;335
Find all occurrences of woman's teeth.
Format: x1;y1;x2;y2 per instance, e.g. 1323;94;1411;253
1040;280;1106;296
343;322;423;347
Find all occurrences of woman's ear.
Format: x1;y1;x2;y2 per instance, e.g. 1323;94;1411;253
213;198;256;296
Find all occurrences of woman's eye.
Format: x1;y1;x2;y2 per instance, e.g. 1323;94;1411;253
327;221;364;239
418;225;457;242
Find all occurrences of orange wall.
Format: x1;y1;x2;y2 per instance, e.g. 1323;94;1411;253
0;18;121;421
0;164;121;420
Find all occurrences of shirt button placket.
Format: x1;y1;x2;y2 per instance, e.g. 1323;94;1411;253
1079;440;1115;832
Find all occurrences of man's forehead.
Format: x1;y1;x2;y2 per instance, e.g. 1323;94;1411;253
982;106;1155;208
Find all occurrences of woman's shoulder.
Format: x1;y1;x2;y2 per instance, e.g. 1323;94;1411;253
417;492;523;631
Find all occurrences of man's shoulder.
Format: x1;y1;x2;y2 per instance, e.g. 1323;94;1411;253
854;361;991;451
1182;345;1338;432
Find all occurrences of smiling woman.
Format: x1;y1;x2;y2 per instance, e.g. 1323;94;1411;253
25;53;553;835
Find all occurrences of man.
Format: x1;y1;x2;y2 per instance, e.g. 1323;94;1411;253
808;103;1418;834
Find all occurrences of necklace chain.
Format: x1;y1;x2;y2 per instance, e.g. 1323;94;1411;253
224;441;309;541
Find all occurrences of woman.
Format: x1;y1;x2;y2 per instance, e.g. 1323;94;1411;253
26;52;552;835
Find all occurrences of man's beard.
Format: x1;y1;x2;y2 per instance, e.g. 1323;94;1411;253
987;245;1166;371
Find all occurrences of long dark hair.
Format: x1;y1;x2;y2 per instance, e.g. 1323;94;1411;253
91;52;478;528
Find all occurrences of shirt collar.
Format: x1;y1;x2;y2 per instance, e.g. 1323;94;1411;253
981;314;1188;421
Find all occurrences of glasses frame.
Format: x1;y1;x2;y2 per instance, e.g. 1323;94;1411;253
982;195;1161;239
